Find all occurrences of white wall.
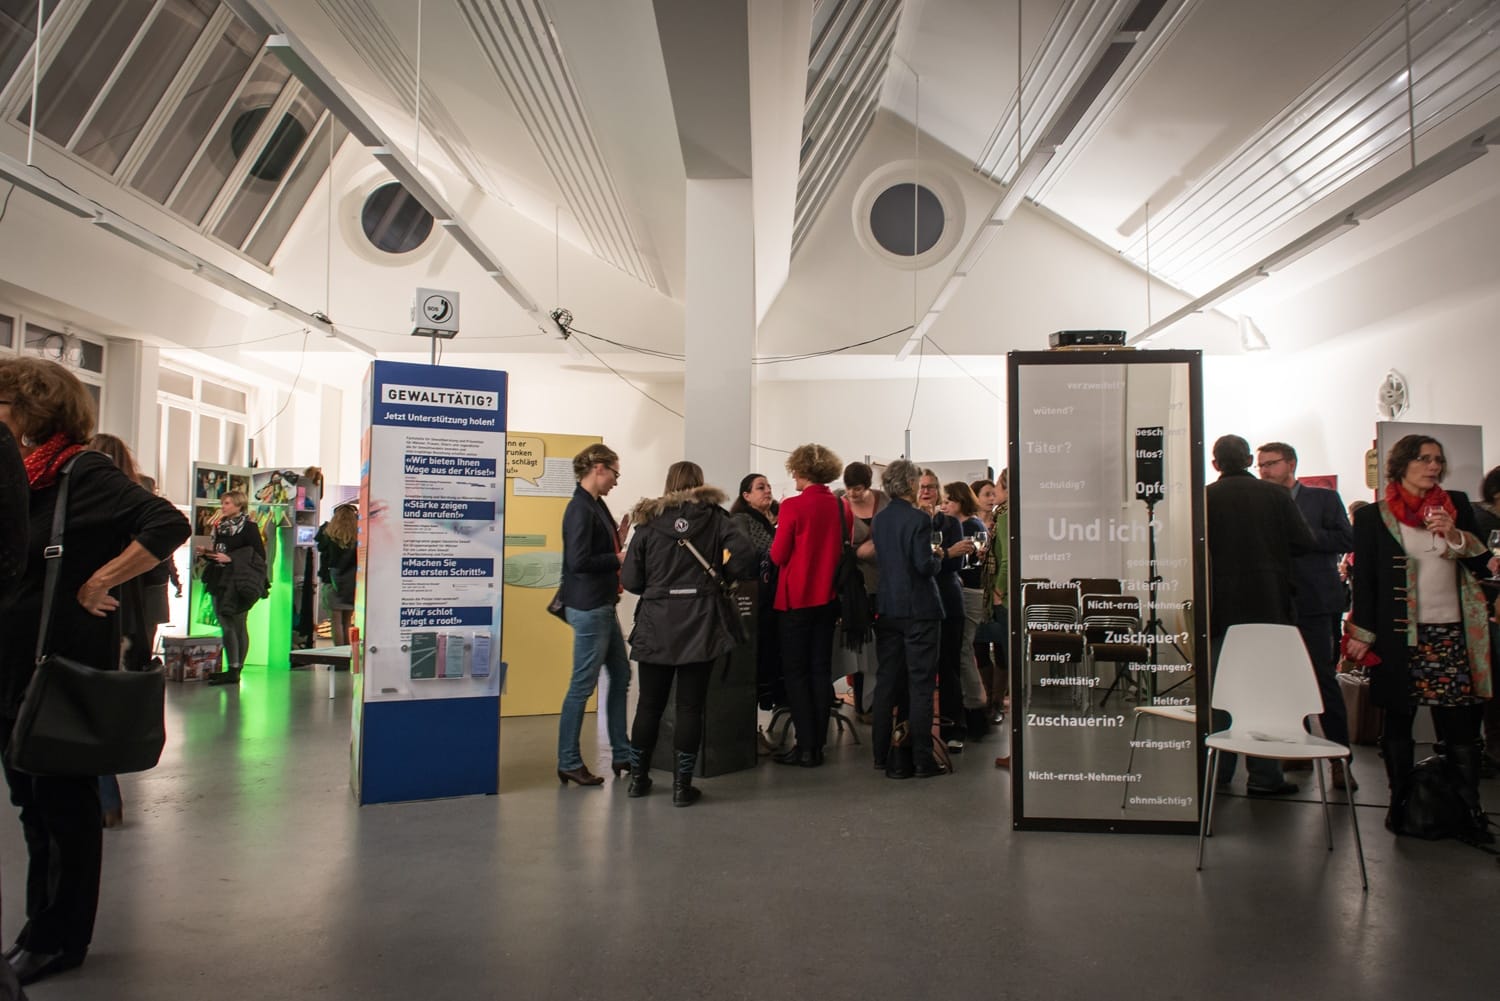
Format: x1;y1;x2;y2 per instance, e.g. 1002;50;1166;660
1203;286;1500;501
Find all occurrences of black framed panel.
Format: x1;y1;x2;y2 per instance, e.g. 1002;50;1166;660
1007;350;1209;834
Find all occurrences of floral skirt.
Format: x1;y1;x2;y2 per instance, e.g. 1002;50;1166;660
1410;622;1481;706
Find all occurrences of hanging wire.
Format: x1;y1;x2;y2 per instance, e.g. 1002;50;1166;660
250;328;313;439
904;336;925;432
570;337;684;419
921;335;1003;400
0;182;14;226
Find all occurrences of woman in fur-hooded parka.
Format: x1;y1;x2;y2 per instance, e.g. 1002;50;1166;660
619;465;755;805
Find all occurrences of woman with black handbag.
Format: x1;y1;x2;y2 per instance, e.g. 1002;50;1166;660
315;502;359;645
0;358;189;986
621;462;753;805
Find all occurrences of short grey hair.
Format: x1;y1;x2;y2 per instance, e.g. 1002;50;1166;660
882;459;920;501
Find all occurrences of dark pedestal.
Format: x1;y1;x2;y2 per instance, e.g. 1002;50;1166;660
650;592;758;777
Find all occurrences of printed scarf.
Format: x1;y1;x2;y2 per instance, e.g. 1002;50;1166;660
22;433;84;490
1384;479;1456;529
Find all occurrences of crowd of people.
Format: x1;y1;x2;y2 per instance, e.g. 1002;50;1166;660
554;442;1013;800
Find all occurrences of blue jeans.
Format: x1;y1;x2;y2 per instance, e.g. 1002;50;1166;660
558;604;631;770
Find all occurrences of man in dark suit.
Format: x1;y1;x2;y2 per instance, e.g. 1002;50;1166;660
1257;442;1357;789
870;459;945;779
1206;435;1316;795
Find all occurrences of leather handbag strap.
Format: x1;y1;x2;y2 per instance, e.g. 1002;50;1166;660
677;536;728;593
35;454;81;664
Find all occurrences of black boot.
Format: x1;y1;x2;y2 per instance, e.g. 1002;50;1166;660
965;707;991;743
1447;742;1494;844
626;744;653;798
1381;735;1415;834
673;751;701;807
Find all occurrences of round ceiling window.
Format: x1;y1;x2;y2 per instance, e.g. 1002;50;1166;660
851;161;965;270
360;182;434;255
869;183;945;256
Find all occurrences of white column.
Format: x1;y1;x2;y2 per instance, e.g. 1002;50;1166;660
102;338;159;472
684;178;755;495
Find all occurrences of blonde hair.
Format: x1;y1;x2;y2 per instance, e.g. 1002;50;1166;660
664;460;704;493
222;489;249;512
326;504;359;547
785;443;842;485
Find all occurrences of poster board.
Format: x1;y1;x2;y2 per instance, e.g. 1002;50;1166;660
353;361;507;804
501;432;603;716
1007;349;1209;835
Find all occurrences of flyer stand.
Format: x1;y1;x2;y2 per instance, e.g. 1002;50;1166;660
351;361;507;805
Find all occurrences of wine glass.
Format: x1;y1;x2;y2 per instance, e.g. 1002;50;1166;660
931;529;944;556
971;529;989;569
1488;529;1500;558
1422;505;1444;552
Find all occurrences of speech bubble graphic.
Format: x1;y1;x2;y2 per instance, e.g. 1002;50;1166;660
506;435;545;485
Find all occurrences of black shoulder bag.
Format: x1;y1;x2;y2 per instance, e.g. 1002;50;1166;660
7;458;167;777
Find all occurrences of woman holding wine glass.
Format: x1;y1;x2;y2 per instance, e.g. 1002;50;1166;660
917;471;974;750
1345;435;1493;839
1471;465;1500;776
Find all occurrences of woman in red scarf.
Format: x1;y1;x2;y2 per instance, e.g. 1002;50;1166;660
1346;434;1492;840
0;358;190;986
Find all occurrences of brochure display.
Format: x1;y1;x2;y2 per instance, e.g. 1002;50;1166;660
501;431;604;717
187;462;300;670
1007;349;1209;834
352;361;507;804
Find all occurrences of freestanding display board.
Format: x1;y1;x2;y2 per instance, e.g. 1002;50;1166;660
1008;349;1209;834
352;361;507;804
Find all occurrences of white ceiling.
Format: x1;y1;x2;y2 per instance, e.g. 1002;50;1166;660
228;0;1500;363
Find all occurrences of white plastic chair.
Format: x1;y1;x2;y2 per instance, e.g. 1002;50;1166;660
1196;623;1367;890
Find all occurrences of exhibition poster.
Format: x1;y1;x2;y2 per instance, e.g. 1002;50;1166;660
501;431;603;716
358;361;508;703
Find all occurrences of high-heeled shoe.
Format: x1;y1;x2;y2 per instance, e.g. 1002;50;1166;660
557;765;604;787
611;760;630;778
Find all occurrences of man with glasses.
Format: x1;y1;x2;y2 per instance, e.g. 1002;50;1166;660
556;444;632;787
1206;435;1316;795
1257;442;1357;789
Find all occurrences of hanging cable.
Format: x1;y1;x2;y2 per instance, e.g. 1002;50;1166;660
250;328;313;439
904;336;925;432
0;182;14;227
571;338;684;419
921;335;1002;400
753;324;914;364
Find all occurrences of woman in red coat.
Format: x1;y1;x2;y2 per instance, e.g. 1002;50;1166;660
769;443;847;767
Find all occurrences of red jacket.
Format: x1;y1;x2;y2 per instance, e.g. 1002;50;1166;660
769;484;850;611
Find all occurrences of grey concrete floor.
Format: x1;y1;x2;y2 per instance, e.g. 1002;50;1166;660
3;668;1497;1000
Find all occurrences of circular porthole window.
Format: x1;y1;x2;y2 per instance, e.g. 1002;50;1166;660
230;107;308;183
851;161;965;270
360;182;434;255
869;183;945;256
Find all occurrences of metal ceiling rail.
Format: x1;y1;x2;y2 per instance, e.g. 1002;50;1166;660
1127;112;1499;346
1120;0;1500;288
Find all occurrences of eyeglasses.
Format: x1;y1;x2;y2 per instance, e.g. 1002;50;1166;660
1256;458;1286;470
604;465;621;478
1413;454;1446;466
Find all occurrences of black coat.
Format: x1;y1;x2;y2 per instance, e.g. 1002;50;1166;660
0;424;24;583
204;516;267;616
315;525;357;605
1290;483;1355;616
621;486;754;665
0;451;190;713
1205;470;1316;636
1348;491;1491;709
871;497;943;620
559;484;622;612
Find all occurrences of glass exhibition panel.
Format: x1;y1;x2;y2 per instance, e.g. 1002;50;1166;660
1007;350;1208;833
